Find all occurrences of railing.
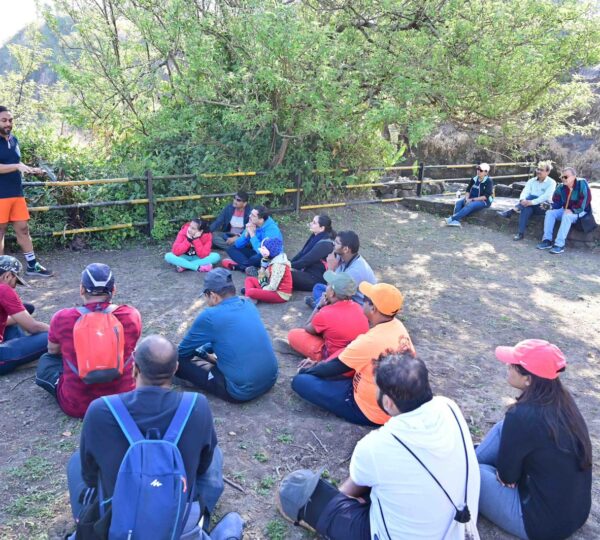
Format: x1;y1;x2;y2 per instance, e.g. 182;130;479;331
22;161;534;238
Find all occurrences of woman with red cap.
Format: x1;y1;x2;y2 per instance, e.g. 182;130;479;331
476;339;592;539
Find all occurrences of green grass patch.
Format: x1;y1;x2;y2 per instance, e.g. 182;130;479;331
265;518;288;540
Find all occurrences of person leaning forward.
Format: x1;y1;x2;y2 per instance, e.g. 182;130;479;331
176;268;278;402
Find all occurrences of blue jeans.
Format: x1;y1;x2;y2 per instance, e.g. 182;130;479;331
225;244;262;270
291;374;377;426
476;421;529;539
452;198;487;222
543;208;586;248
67;446;224;529
312;283;327;304
165;252;221;271
0;325;48;376
515;196;546;234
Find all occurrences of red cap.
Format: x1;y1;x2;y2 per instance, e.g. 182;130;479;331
495;339;566;380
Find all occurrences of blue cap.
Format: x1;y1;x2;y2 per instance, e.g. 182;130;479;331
203;267;234;294
81;263;114;294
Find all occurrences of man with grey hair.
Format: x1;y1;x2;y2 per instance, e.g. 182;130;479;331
498;161;556;240
537;167;593;254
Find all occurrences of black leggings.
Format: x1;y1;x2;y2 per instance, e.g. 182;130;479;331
291;269;323;291
176;359;244;403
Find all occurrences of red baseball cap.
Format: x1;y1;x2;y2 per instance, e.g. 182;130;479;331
495;339;566;380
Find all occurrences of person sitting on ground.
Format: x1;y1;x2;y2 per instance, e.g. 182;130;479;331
477;339;591;540
0;255;48;375
277;271;368;362
35;263;142;418
209;190;251;251
165;218;221;273
292;281;415;426
536;166;593;254
243;237;292;304
497;161;556;240
278;353;480;540
176;268;278;402
306;230;375;309
290;214;335;291
446;162;494;227
222;205;283;272
66;335;243;540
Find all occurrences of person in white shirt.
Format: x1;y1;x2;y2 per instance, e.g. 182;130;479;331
276;353;480;540
497;161;556;240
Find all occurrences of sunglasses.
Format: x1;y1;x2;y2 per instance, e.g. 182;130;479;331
561;175;570;180
476;168;487;172
233;197;244;202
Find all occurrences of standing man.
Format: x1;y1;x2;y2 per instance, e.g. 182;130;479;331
446;162;494;227
537;167;592;254
209;190;252;251
497;161;556;240
0;106;52;276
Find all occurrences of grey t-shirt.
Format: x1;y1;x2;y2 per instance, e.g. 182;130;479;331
337;254;376;304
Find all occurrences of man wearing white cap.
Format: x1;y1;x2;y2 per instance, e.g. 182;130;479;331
446;163;494;227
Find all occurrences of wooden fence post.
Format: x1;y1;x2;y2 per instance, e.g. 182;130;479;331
294;171;302;214
145;169;154;236
416;162;425;197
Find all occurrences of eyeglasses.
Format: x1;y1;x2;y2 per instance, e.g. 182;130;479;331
561;175;570;180
233;197;243;202
476;168;487;172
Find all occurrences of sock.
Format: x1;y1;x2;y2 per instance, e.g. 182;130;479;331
24;251;37;268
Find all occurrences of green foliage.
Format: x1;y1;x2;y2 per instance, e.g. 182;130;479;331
265;519;288;540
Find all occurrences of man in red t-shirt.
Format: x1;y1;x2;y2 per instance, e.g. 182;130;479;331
35;263;142;418
0;255;49;375
281;271;368;361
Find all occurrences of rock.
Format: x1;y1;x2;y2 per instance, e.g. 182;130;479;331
494;184;514;197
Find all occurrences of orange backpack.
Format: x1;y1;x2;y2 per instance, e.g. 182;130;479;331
69;305;126;384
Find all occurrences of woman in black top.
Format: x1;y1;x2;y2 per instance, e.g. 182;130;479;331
476;339;592;540
290;215;335;291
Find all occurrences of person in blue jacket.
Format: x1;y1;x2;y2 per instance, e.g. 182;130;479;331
209;191;252;251
223;205;283;271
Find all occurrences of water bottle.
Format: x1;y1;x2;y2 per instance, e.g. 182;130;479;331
456;190;461;199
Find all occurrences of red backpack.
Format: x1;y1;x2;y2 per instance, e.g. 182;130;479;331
68;305;126;384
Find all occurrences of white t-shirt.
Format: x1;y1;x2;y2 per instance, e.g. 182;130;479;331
349;396;480;540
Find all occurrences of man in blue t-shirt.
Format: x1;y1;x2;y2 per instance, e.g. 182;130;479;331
176;268;278;402
0;106;52;276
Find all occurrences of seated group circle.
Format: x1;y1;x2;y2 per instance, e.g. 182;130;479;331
0;170;592;540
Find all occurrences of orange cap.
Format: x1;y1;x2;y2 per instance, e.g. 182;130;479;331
358;282;404;316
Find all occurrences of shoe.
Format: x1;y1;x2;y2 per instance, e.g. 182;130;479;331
445;217;453;225
536;240;553;250
446;219;462;227
240;287;246;295
549;245;565;254
25;262;53;277
209;512;244;540
273;338;303;357
176;266;185;273
276;470;321;534
304;296;316;309
513;233;524;241
198;264;213;272
497;209;515;219
245;266;259;277
221;258;238;271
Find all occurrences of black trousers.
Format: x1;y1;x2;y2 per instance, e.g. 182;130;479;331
291;269;324;291
176;359;244;403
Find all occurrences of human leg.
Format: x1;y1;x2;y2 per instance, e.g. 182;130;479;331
287;329;324;360
67;451;89;521
479;463;528;539
453;197;467;216
195;445;224;516
211;234;230;251
291;270;322;291
225;245;259;270
176;360;244;403
291;374;377;426
554;211;583;248
475;420;504;465
0;331;48;376
35;352;64;396
542;208;562;242
312;283;327;304
452;200;487;222
12;205;52;276
0;222;7;255
245;285;287;303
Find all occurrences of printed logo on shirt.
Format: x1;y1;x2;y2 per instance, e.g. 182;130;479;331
208;371;214;381
150;479;163;487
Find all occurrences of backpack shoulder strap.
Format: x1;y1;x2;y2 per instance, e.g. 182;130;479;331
102;395;144;445
163;393;198;444
76;306;91;315
102;304;119;314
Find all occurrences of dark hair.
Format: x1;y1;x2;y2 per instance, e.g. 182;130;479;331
0;106;8;113
336;230;359;253
374;352;433;413
254;205;270;220
134;335;178;385
191;218;210;233
207;285;237;297
513;365;592;470
317;214;335;238
236;190;249;202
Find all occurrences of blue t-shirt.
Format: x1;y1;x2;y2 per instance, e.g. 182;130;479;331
0;135;24;198
178;296;278;400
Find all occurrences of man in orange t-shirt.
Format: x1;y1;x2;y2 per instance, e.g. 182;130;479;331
291;281;415;426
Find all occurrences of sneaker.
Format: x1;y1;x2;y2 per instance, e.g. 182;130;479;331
176;266;186;273
273;338;303;357
497;209;514;219
549;245;565;254
208;512;244;540
513;233;524;241
446;219;462;227
25;262;53;277
198;264;213;272
445;217;453;225
221;258;238;271
304;296;316;309
536;239;553;250
245;266;259;277
276;469;322;533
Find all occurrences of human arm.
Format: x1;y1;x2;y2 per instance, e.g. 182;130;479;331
233;229;250;248
471;178;493;202
339;477;370;499
531;178;557;206
571;180;590;214
209;207;229;233
298;357;349;378
0;162;40;175
496;408;534;486
171;224;194;256
325;252;340;271
177;313;212;362
10;310;49;334
291;239;333;270
192;233;212;259
262;262;286;291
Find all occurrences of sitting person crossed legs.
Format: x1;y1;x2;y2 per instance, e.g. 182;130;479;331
243;237;292;304
165;218;220;272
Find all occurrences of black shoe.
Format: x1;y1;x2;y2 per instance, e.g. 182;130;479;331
513;233;524;241
240;287;246;295
497;209;515;219
25;262;53;277
304;296;316;309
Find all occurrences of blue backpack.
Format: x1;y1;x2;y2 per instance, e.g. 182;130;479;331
101;393;198;540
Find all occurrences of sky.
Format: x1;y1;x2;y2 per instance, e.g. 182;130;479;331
0;0;43;46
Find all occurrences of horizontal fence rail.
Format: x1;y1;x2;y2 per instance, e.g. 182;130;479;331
21;161;535;239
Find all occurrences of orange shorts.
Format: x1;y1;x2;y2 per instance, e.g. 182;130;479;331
0;197;30;224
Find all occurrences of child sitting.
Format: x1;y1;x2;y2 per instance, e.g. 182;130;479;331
243;237;292;303
164;218;221;272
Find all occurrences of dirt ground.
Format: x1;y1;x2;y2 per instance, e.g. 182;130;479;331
0;203;599;540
